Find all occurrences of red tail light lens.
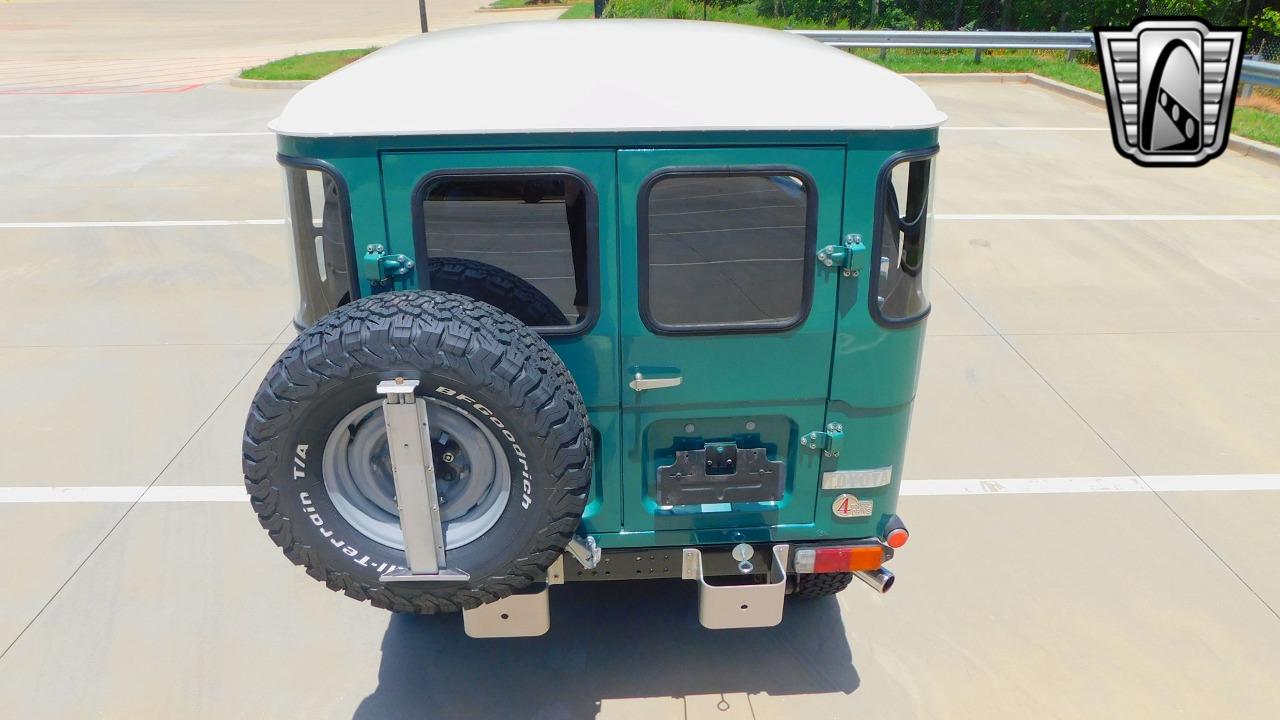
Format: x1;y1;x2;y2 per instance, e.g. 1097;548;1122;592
886;528;909;549
794;545;883;573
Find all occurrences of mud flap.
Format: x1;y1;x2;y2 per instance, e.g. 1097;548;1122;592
461;557;564;638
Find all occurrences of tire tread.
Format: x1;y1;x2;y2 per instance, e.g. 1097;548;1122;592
792;572;855;599
243;291;591;614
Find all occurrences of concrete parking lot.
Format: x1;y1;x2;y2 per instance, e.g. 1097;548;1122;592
2;6;1280;720
0;0;564;93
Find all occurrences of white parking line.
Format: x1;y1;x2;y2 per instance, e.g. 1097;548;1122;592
1;474;1276;503
140;486;250;502
0;486;247;503
0;219;285;229
902;476;1149;496
0;132;272;139
943;126;1109;131
937;213;1280;222
901;474;1280;496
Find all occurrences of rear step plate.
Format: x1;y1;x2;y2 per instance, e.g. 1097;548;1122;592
682;544;789;629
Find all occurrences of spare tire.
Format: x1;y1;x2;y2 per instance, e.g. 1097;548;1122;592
424;257;570;328
242;290;591;614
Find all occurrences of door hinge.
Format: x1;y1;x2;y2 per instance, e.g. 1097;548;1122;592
817;234;864;278
363;244;415;287
801;422;845;457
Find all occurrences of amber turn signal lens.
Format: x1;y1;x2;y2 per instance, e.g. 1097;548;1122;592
885;528;909;549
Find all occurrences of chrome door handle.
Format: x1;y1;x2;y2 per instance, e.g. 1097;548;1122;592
630;372;682;392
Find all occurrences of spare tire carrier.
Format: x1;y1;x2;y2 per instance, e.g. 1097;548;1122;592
374;378;461;580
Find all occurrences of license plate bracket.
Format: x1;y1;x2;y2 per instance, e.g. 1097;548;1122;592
656;442;785;506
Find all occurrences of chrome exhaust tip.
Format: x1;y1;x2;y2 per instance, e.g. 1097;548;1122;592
854;567;895;594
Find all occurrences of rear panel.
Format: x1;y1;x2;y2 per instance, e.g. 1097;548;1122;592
280;129;939;550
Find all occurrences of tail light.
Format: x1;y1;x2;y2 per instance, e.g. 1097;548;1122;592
883;514;909;548
793;545;884;574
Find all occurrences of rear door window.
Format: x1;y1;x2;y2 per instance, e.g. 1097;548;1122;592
417;173;595;333
639;171;814;333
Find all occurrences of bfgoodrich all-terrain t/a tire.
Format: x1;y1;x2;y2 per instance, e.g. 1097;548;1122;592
242;290;591;614
792;572;855;599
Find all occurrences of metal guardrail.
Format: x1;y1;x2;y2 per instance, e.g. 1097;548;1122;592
791;30;1094;51
790;29;1280;91
1242;58;1280;95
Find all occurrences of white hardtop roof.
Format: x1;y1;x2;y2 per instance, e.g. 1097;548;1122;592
270;20;946;138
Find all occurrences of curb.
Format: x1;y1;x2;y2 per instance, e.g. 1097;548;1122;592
477;4;569;11
904;72;1028;84
229;76;313;90
1022;73;1106;109
1227;135;1280;166
908;71;1280;168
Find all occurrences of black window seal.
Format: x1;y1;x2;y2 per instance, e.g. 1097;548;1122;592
277;153;362;304
409;167;600;338
637;165;818;336
868;146;940;330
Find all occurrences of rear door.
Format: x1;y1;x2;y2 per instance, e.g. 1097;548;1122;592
380;149;622;534
616;147;845;534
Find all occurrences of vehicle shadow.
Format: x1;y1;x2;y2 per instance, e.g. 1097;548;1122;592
352;579;860;720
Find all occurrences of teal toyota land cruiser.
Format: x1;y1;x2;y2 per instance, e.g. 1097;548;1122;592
243;19;944;637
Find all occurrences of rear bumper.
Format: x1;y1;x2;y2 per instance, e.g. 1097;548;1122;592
561;537;894;582
464;538;899;637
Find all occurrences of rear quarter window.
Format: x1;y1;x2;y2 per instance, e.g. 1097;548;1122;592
872;150;937;326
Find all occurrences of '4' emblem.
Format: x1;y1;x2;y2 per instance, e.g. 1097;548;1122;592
832;494;873;518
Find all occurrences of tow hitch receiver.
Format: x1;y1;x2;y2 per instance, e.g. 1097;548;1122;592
682;544;790;629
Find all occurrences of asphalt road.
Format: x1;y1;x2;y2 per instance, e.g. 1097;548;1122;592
2;10;1280;720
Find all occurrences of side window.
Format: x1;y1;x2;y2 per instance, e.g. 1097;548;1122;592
417;173;594;333
874;154;936;325
282;163;356;328
641;172;813;333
